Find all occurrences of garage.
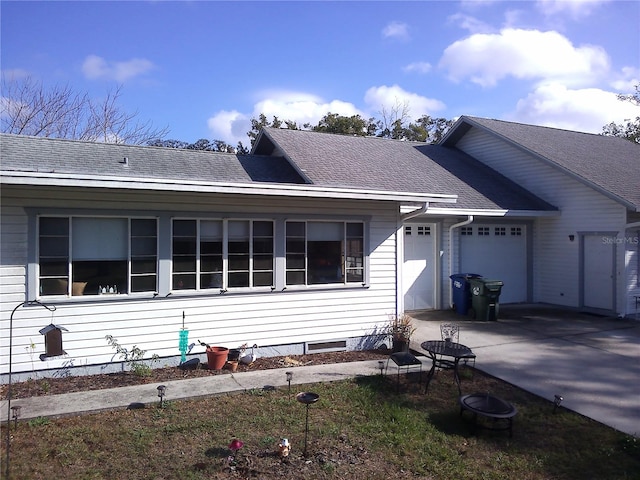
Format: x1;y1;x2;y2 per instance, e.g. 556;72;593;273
459;224;528;304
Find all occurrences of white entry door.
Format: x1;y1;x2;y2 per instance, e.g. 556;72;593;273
459;225;527;304
403;224;436;310
582;234;615;311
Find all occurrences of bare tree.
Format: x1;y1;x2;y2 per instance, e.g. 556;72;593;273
1;75;168;145
377;99;411;139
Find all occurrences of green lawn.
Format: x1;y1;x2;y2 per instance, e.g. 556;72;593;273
2;369;639;479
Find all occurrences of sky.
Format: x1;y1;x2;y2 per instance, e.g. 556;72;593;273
2;0;639;147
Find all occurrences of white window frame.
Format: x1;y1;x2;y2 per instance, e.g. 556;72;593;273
171;218;275;292
36;215;158;298
285;220;365;287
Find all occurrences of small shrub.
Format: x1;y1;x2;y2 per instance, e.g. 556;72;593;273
28;416;50;427
105;335;159;377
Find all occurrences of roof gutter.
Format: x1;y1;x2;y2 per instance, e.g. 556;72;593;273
1;171;458;204
448;215;474;308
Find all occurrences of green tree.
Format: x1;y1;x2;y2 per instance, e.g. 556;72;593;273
148;138;240;153
309;112;375;136
602;84;640;144
246;114;300;147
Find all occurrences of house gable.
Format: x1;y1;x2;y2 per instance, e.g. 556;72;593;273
443;116;640;212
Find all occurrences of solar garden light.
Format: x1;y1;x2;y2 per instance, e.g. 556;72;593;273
553;394;563;413
157;385;167;407
286;371;293;395
10;406;22;430
378;360;385;376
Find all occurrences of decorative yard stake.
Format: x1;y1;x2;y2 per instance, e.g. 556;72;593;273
179;311;189;363
278;438;291;457
228;438;244;468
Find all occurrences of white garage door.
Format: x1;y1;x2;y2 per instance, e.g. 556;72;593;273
403;224;436;310
459;225;527;304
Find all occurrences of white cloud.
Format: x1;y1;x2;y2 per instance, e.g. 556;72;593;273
82;54;155;82
403;62;432;74
447;13;493;34
610;66;640;92
509;83;640;133
207;86;447;145
1;68;30;81
382;21;410;40
439;28;610;87
207;90;363;146
364;85;446;121
536;0;609;19
207;110;250;147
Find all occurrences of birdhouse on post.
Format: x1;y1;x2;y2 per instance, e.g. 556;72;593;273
38;324;68;359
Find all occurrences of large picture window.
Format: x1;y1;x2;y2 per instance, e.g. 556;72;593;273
172;219;274;291
286;221;364;286
38;216;158;296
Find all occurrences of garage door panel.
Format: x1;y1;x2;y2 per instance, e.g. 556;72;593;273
460;225;527;304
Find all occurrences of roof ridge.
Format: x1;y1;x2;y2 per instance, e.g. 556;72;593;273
462;115;613;139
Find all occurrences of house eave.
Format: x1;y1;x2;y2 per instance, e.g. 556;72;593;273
0;171;458;204
416;207;559;217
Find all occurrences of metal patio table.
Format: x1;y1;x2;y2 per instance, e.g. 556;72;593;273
421;340;476;395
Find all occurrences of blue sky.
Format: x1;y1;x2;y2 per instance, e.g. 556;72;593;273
2;0;639;146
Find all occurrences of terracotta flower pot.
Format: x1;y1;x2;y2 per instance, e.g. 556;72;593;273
206;346;229;370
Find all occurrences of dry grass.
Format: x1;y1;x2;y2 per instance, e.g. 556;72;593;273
2;366;639;480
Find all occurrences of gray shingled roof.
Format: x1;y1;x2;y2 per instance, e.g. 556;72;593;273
259;127;556;212
0;133;306;185
444;116;640;211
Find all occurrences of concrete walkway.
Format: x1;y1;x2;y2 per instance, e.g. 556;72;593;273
2;305;639;438
409;305;640;437
0;360;382;422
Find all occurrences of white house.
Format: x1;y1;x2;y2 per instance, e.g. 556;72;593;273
1;116;638;381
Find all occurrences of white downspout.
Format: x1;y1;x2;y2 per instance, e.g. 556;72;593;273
401;202;429;221
448;215;474;308
397;202;428;317
624;221;640;318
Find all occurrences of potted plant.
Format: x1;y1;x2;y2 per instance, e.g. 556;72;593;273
387;313;416;353
198;340;229;370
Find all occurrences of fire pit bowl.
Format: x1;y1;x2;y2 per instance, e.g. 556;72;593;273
296;392;319;405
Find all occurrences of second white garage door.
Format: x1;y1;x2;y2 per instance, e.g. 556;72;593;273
459;225;527;304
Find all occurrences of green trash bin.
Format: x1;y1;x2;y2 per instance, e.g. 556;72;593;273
469;278;503;321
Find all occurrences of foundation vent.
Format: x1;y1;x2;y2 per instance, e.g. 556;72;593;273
305;339;347;354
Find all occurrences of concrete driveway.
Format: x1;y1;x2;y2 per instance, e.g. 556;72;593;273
408;304;640;437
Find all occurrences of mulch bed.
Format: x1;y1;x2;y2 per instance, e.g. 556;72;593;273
2;349;390;400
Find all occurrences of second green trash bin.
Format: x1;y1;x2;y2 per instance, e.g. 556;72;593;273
469;278;504;321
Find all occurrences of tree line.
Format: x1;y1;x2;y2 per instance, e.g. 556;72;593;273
2;75;638;150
